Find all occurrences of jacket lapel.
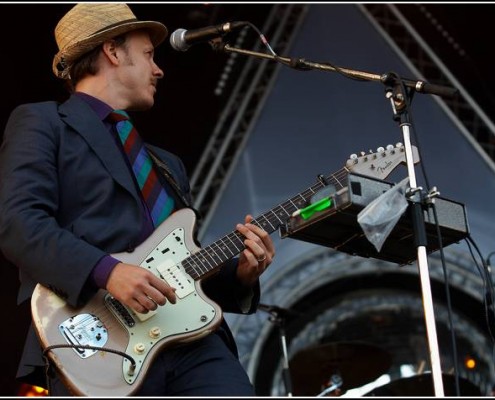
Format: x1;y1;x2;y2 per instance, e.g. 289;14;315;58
58;95;140;200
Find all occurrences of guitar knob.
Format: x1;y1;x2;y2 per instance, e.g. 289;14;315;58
149;327;161;339
134;343;146;354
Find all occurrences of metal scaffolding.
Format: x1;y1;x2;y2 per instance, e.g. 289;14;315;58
359;3;495;172
189;3;309;239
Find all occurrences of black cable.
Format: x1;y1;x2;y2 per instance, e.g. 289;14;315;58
42;343;137;395
465;236;495;346
464;236;495;393
247;22;374;79
431;203;460;395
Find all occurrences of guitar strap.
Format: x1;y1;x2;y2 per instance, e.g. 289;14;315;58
146;146;203;244
146;145;198;211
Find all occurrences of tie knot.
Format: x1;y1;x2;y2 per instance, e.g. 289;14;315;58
108;109;130;123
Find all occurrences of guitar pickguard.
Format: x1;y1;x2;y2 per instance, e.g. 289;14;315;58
103;227;217;385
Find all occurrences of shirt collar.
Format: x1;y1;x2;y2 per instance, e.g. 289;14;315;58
74;92;113;121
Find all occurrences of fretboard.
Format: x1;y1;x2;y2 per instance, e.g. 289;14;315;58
181;166;350;280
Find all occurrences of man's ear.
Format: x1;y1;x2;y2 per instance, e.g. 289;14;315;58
102;40;119;66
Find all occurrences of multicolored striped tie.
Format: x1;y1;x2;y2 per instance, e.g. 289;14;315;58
109;110;174;227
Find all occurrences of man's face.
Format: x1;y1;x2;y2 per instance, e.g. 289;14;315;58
116;30;164;111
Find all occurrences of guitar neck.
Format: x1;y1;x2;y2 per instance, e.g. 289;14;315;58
181;167;350;280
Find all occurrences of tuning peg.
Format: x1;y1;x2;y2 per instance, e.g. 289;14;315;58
347;154;358;167
386;144;394;151
377;146;385;153
396;142;404;148
347;154;358;165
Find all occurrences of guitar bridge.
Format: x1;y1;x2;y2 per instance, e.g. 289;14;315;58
58;313;109;358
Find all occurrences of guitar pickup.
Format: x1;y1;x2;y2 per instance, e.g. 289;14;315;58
105;293;156;323
156;260;194;299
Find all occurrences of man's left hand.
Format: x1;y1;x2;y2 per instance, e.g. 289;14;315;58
235;214;275;287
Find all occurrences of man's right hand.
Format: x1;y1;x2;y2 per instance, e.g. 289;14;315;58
106;262;177;314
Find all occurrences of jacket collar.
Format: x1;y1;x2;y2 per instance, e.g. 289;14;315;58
58;94;139;200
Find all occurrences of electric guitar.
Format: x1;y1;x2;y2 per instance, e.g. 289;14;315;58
31;144;419;396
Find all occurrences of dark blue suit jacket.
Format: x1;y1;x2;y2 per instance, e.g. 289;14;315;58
0;94;259;387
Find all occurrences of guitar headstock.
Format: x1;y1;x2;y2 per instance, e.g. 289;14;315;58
346;143;420;180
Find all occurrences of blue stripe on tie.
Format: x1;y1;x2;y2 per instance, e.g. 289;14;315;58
133;151;152;188
152;194;175;225
117;121;132;143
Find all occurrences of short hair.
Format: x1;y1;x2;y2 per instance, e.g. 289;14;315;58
67;34;128;91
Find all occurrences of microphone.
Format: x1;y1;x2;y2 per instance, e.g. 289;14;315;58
169;21;249;51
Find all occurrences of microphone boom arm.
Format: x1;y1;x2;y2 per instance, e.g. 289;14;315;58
217;43;457;98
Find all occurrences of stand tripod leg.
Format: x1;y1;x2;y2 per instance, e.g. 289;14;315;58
417;245;445;396
279;324;293;397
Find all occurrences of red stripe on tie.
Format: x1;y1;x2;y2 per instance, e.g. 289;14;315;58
141;168;158;200
123;125;138;154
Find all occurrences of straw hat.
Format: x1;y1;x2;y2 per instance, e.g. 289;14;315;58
52;3;168;79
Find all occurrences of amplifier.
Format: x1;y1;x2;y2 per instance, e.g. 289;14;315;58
280;173;470;265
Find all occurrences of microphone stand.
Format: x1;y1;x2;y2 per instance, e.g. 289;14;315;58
216;42;456;397
258;303;295;397
383;72;444;397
